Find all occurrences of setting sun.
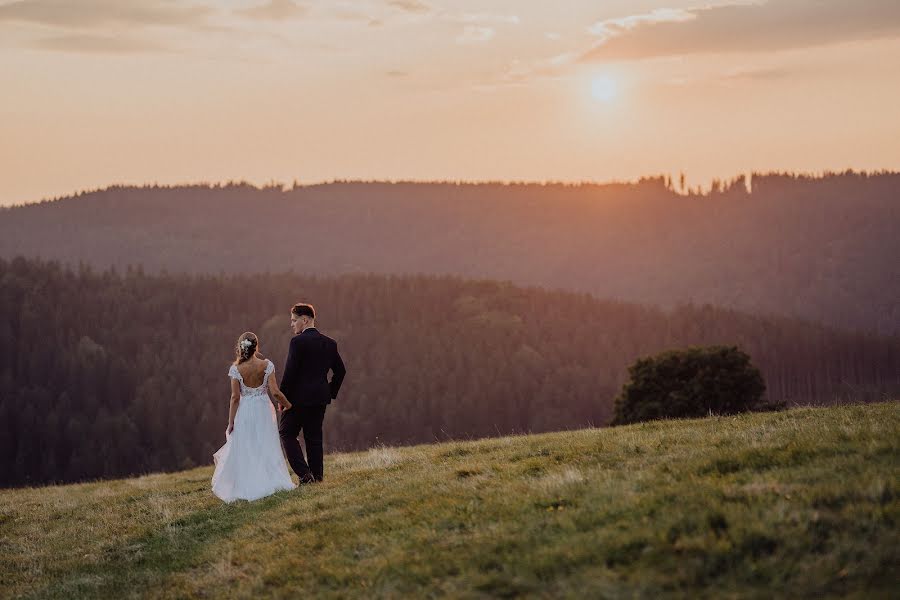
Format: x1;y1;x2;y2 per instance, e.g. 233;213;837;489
590;76;618;102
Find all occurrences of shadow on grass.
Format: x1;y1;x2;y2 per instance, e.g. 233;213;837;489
25;489;295;600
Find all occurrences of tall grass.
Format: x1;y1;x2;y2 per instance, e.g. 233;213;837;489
1;402;896;599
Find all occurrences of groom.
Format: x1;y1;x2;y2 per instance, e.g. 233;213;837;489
278;303;346;483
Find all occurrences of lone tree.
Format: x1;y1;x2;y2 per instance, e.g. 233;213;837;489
612;345;766;425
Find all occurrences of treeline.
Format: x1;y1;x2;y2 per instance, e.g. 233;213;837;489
0;257;896;487
1;171;897;336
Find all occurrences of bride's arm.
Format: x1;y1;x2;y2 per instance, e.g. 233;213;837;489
267;372;292;411
227;377;241;433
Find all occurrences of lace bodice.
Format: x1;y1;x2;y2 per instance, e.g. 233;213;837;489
228;360;275;398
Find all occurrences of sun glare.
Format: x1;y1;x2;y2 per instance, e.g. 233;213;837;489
590;76;618;103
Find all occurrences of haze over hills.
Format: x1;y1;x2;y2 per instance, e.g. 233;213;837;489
2;171;897;336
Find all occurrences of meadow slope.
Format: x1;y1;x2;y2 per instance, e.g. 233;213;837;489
1;403;897;599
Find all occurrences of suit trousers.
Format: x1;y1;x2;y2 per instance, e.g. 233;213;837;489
278;404;327;482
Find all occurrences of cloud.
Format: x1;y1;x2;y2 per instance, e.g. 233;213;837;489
444;11;517;47
324;4;383;26
30;33;169;54
581;0;900;62
453;13;519;26
719;66;793;81
661;65;797;88
456;25;494;45
587;7;695;41
0;0;214;29
387;0;429;13
498;51;578;85
317;1;430;26
236;0;307;21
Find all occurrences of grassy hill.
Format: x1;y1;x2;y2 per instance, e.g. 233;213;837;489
1;403;897;599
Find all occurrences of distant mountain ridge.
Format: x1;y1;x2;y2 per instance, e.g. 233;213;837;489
2;171;897;335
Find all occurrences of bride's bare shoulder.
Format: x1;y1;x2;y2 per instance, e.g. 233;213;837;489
237;357;262;373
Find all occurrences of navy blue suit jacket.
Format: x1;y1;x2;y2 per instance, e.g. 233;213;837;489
279;328;346;406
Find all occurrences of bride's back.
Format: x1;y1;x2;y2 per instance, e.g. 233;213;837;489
236;356;269;388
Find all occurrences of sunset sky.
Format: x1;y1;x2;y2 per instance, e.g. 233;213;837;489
2;0;900;205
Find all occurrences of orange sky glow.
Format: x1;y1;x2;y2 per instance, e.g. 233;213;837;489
1;0;899;205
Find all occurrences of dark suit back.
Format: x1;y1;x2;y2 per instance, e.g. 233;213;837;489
279;328;346;406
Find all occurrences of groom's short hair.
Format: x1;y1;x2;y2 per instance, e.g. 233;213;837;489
292;303;316;319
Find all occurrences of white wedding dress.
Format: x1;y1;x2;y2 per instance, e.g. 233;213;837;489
211;360;296;502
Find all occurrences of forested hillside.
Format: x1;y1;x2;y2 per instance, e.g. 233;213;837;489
1;171;897;335
1;257;896;487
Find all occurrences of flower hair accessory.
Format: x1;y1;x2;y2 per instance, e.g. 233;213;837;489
240;339;254;350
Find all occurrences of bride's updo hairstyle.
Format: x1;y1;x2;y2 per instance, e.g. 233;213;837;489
234;332;259;365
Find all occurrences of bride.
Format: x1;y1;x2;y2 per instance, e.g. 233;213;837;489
212;332;296;502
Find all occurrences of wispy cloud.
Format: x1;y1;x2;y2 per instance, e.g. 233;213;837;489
445;11;518;47
308;0;431;26
30;33;169;54
453;13;519;26
587;7;695;41
0;0;227;54
236;0;307;22
719;66;793;82
497;51;578;86
456;25;494;45
387;0;429;14
0;0;214;29
581;0;900;62
661;64;798;88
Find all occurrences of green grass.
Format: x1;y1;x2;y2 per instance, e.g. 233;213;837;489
1;403;897;599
